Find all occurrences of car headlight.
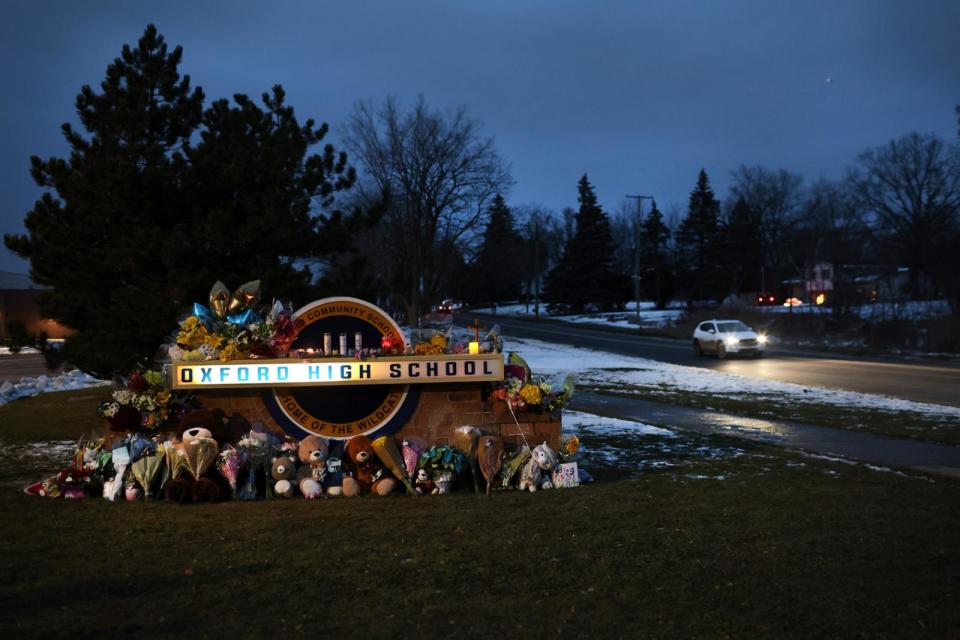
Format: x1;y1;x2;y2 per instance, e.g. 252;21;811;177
724;336;738;347
757;334;768;345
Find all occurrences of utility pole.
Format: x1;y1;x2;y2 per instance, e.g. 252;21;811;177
626;193;655;322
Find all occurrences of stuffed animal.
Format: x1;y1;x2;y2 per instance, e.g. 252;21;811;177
179;409;230;444
519;441;559;492
342;435;396;497
296;435;329;499
271;455;298;498
414;468;437;495
181;426;213;448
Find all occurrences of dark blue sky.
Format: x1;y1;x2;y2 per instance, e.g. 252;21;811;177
2;0;958;273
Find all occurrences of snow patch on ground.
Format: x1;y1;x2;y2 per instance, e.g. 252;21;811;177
0;347;40;355
472;302;684;328
504;336;960;419
0;370;109;406
563;410;674;436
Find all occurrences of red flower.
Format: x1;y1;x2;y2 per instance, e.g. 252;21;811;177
127;371;147;391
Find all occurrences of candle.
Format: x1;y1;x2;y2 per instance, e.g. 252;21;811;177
355;332;363;353
323;333;332;355
339;333;348;356
468;341;480;355
381;334;393;352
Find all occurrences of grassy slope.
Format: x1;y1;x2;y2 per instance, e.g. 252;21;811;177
2;390;959;638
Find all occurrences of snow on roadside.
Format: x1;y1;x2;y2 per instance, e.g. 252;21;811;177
564;410;674;436
503;336;960;419
472;302;684;328
0;347;40;355
0;370;109;407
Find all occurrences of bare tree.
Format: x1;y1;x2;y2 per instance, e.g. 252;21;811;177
851;132;960;299
729;165;805;275
343;96;512;322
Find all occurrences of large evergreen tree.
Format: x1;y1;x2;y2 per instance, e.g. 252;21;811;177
544;175;629;311
469;194;524;304
4;25;356;377
675;169;723;303
638;200;674;308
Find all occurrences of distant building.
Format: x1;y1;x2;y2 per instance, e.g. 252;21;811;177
779;263;915;306
0;271;72;340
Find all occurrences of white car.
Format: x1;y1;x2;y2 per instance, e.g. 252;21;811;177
693;320;767;358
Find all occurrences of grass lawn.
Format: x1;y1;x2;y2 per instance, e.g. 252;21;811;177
2;389;959;638
586;382;960;447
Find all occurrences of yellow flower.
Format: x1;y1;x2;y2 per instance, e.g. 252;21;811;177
430;333;447;349
205;333;227;349
519;383;542;406
219;343;244;362
564;436;580;456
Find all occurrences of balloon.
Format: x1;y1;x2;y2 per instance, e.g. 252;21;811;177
226;308;261;327
192;303;216;326
209;281;230;319
228;280;261;314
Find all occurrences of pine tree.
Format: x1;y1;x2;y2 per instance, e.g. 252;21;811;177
675;169;723;303
544;175;630;311
469;194;524;304
4;25;356;377
638;200;673;308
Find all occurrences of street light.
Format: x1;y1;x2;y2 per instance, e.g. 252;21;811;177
626;193;654;322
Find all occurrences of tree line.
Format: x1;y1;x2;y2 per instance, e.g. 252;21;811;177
5;25;960;375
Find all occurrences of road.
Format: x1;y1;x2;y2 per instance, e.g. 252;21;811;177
460;313;960;408
0;354;60;384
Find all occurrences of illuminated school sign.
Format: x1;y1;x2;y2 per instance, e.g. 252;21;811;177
171;354;503;390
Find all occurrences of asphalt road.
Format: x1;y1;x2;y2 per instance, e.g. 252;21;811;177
460;312;960;408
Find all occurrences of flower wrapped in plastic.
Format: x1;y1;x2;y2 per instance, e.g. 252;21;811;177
453;426;481;494
130;450;164;499
217;445;242;499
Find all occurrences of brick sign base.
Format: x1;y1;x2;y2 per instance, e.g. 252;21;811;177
196;382;562;450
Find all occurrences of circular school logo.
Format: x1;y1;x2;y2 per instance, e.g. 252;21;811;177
260;297;419;440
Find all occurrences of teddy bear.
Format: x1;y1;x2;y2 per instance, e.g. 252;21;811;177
342;435;396;497
271;454;298;498
296;435;329;499
518;441;559;492
414;467;437;495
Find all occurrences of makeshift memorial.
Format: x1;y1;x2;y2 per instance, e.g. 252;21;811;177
342;435;397;497
490;353;575;413
453;426;481;494
271;454;298;498
297;435;329;499
414;468;437;495
124;483;141;501
552;462;580;488
477;435;504;496
130;448;164;499
98;370;196;434
401;438;426;478
371;436;416;495
217;445;242;500
184;435;220;502
416;445;467;494
519;442;559;492
499;446;530;488
236;426;278;500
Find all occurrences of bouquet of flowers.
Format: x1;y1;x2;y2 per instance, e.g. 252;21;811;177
490;353;575;413
98;370;195;433
168;281;299;362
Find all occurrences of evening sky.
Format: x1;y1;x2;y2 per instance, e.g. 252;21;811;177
1;0;957;273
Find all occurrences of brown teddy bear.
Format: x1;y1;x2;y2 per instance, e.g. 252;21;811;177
342;435;396;497
271;454;298;498
296;435;329;499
